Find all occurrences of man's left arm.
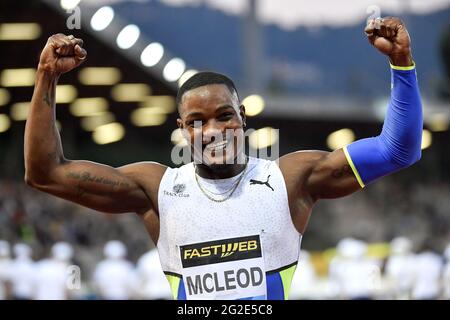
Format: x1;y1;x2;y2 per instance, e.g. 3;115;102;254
282;17;423;200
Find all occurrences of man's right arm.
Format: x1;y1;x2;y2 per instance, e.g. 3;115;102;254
24;34;166;214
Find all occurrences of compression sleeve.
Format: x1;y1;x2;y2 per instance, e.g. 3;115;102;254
343;63;423;187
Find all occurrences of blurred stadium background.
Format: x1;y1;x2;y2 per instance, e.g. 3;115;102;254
1;0;450;300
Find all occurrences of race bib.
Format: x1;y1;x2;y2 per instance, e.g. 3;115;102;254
179;235;266;300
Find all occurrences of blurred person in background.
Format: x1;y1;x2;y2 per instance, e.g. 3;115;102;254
411;243;443;300
384;237;416;299
289;250;318;300
33;242;74;300
443;244;450;299
0;240;12;300
136;248;172;300
9;244;35;300
329;238;381;300
93;241;137;300
24;16;422;300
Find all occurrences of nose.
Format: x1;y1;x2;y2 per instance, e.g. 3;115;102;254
201;120;224;144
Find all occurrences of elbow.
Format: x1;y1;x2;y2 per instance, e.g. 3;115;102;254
408;149;422;166
395;149;422;170
24;171;49;190
24;172;39;189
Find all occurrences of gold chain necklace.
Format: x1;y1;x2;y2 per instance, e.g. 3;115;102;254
194;159;248;203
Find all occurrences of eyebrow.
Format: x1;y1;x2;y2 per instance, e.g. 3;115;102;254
185;112;204;119
215;105;235;113
185;104;235;119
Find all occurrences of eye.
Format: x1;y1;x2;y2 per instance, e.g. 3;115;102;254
218;112;233;121
187;120;203;127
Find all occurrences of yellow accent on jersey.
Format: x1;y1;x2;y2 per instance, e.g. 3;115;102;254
343;146;365;188
165;274;180;300
279;264;297;300
390;62;416;71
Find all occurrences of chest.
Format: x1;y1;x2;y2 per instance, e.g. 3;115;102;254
159;166;297;248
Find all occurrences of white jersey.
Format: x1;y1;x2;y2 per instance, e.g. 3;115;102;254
157;157;301;300
9;257;35;299
411;252;443;299
443;262;450;299
0;258;12;300
136;249;173;299
385;254;416;298
34;259;69;300
93;258;137;300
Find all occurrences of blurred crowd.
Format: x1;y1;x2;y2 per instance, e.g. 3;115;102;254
1;237;450;300
291;237;450;300
0;239;172;300
1;176;450;300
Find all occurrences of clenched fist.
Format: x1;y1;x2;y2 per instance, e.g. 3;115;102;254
38;33;87;75
365;17;413;67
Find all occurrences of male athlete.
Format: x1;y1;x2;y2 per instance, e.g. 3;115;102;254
24;17;422;300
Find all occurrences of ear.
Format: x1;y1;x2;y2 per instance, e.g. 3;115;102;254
177;118;183;129
239;104;247;128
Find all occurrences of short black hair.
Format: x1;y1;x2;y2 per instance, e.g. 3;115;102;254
176;71;239;107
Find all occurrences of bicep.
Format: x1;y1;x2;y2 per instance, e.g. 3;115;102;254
34;160;157;213
307;149;362;199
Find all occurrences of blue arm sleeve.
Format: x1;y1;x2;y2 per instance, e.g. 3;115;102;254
344;63;423;187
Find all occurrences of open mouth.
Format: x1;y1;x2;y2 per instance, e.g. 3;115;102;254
204;140;230;153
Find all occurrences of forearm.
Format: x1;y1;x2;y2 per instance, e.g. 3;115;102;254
24;69;66;184
344;63;423;186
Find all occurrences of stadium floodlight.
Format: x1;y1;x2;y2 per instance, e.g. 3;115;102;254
116;24;140;49
163;58;186;82
0;88;10;106
0;114;11;133
249;127;279;149
0;23;41;41
139;96;176;113
92;122;125;144
421;129;432;150
111;83;152;102
427;113;448;132
130;109;167;127
178;69;198;88
10;102;30;121
55;85;78;104
0;68;36;87
78;67;121;85
70;98;108;117
90;6;114;31
60;0;81;10
81;112;115;132
140;42;164;67
242;94;265;117
326;128;355;150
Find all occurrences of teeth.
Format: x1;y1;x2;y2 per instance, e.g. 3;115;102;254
206;140;228;150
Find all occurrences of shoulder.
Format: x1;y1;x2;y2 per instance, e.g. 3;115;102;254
117;161;169;188
118;161;169;176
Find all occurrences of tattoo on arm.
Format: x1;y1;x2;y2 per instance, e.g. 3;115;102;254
66;171;131;189
332;165;353;179
43;80;56;108
43;92;52;107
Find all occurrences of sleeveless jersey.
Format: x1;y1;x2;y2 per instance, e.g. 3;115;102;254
157;157;302;300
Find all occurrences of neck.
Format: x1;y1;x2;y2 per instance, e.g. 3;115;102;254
195;157;247;179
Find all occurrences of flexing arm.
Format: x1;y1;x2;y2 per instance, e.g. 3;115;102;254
24;34;165;214
280;17;422;200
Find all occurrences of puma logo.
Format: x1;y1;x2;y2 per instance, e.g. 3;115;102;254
250;175;274;191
